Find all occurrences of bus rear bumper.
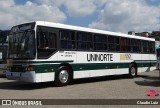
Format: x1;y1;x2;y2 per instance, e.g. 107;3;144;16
6;71;36;83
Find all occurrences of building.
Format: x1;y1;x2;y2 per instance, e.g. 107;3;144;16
128;31;151;37
150;31;160;41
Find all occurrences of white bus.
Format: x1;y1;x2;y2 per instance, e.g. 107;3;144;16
6;21;156;86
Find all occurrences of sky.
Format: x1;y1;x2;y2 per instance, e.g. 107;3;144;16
0;0;160;33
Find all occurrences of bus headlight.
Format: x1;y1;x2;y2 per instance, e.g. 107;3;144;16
27;66;34;71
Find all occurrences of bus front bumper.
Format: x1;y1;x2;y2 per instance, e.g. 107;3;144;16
6;71;36;83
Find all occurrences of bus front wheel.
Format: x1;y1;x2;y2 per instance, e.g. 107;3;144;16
54;66;71;87
129;64;137;78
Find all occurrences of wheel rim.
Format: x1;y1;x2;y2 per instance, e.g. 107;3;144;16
59;70;69;83
131;67;136;76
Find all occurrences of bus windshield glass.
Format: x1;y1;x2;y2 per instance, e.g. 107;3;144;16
8;23;36;59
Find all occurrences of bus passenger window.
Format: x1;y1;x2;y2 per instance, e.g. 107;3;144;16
142;41;149;53
60;30;75;49
77;32;92;50
115;37;120;51
149;42;155;53
120;38;130;52
38;32;56;49
94;34;107;51
108;36;115;51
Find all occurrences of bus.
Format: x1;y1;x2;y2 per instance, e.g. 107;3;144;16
0;30;9;76
6;21;156;86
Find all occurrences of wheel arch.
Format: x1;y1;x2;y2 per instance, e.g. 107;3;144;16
57;63;73;79
130;62;137;69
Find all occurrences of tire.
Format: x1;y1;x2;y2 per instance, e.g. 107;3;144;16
54;66;72;87
129;64;137;78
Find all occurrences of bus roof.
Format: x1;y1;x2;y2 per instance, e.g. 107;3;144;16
17;21;156;41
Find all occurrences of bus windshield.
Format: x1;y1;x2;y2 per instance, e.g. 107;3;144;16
8;30;36;59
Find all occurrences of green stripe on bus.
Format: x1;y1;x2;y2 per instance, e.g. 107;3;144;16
134;60;156;63
72;62;156;71
33;64;59;73
32;61;156;73
13;60;73;64
71;63;128;71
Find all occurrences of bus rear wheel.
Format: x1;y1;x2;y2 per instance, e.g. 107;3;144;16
129;64;137;78
54;66;71;87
